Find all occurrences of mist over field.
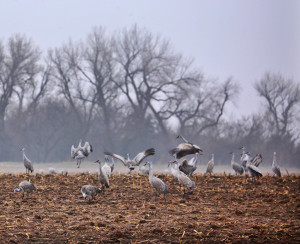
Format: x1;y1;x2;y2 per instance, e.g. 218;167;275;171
0;1;299;170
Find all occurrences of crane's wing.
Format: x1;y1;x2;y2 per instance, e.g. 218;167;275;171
188;156;197;167
104;151;126;166
71;145;76;159
133;148;155;165
181;159;189;167
272;165;281;177
251;154;263;167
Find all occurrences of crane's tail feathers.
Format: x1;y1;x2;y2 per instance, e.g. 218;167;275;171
145;148;155;155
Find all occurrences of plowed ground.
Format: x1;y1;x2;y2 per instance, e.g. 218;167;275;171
0;173;299;243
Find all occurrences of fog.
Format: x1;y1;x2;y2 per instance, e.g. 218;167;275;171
0;1;299;169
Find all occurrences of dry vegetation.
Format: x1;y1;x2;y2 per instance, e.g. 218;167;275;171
0;173;299;243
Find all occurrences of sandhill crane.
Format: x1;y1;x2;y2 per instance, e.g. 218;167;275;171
251;154;263;167
146;161;168;201
48;168;56;174
94;160;109;191
245;157;262;182
14;181;36;199
171;161;195;198
230;152;244;175
170;135;203;159
272;152;281;177
20;148;34;174
240;147;251;176
81;185;101;202
104;148;155;173
205;154;214;175
71;139;93;168
101;158;113;178
179;153;199;177
168;160;186;178
104;156;115;175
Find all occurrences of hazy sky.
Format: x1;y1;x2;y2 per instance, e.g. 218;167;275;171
1;0;299;119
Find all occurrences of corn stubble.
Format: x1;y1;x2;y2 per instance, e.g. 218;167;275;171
0;173;299;243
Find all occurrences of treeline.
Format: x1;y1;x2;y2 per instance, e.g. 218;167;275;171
0;25;299;166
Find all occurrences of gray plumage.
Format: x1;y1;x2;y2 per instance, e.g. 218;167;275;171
104;156;115;175
251;154;263;167
48;167;56;174
81;185;101;202
172;161;195;197
14;181;36;199
94;160;109;191
170;135;203;159
240;147;248;168
21;148;34;174
179;153;199;177
272;152;281;177
71;139;93;168
246;158;262;182
230;152;244;175
104;148;155;173
146;161;168;200
205;154;214;175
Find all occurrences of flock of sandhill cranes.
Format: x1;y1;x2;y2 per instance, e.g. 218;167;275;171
15;135;282;201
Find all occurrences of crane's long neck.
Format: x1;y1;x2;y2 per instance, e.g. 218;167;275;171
231;153;235;162
148;163;153;179
22;150;26;161
211;154;214;161
98;162;103;175
195;153;198;161
273;152;277;166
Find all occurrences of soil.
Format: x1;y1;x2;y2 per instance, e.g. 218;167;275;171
0;173;299;243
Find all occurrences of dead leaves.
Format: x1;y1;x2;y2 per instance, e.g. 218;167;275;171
0;174;299;242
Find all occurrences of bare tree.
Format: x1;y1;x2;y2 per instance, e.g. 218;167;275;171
113;25;202;138
48;42;97;139
255;72;300;138
174;78;239;137
0;35;40;132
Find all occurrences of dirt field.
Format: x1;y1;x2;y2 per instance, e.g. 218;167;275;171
0;172;299;243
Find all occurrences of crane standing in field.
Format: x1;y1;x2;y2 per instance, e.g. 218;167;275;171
146;161;168;201
272;152;281;177
240;146;249;169
14;181;36;199
230;152;244;175
170;135;203;159
205;154;214;175
20;148;34;174
81;185;101;202
171;161;195;198
94;160;110;192
104;148;155;174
